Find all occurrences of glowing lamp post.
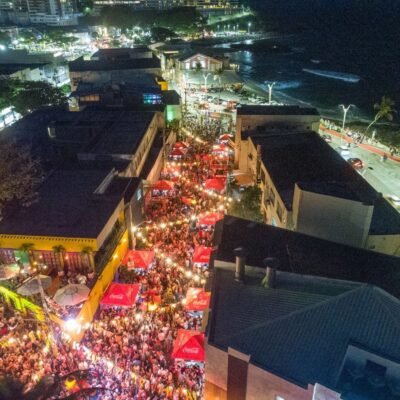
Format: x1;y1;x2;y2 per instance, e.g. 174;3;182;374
267;82;276;104
248;22;251;34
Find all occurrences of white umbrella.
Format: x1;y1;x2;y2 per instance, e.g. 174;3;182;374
17;275;52;296
0;264;20;281
54;284;90;306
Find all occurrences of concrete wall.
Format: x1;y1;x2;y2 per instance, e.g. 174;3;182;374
236;114;320;138
205;342;228;400
205;342;314;400
366;234;400;256
246;363;313;400
292;185;373;248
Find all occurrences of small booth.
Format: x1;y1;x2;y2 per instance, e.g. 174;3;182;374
184;288;211;312
204;177;226;193
169;148;186;161
122;250;155;272
197;212;224;230
192;246;213;268
171;329;205;362
174;141;189;150
101;283;140;307
218;134;233;144
152;180;175;197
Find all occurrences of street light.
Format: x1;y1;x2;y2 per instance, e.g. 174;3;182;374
248;22;251;34
203;72;211;92
339;104;355;131
267;82;276;104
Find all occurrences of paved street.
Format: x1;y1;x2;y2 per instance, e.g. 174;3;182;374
320;131;400;209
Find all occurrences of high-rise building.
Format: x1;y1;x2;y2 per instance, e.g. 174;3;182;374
0;0;77;25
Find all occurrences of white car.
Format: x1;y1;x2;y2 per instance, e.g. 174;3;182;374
387;195;400;208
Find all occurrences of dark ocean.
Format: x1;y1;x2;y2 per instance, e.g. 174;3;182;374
226;0;400;120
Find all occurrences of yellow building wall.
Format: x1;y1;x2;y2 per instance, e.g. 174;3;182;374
72;230;129;341
0;234;98;253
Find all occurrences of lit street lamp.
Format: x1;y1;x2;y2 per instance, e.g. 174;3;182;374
339;104;355;145
267;82;276;104
248;22;251;34
339;104;355;131
203;72;211;91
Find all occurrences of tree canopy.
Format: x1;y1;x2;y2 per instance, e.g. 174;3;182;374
0;78;67;116
0;139;43;219
228;186;264;223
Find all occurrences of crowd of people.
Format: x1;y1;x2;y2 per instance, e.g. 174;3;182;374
0;123;231;399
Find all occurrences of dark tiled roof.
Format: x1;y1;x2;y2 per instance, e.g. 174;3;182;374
0;168;130;238
251;131;400;234
208;265;400;388
237;105;319;116
69;56;160;72
213;216;400;297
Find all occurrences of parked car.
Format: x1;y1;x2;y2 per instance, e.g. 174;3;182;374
347;158;364;169
321;134;332;143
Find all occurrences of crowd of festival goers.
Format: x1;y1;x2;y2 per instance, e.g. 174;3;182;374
0;123;231;399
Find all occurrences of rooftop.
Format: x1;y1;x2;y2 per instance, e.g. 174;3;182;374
69;56;161;72
208;263;400;390
237;105;319;116
0;62;46;75
91;47;152;60
82;111;155;156
0;168;130;238
212;216;400;297
251;131;400;234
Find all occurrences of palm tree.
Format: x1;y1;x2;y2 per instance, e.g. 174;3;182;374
18;243;36;272
360;96;396;143
52;245;66;275
81;246;95;273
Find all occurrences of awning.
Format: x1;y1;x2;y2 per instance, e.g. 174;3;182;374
152;180;175;191
192;246;213;264
204;178;226;192
184;288;211;312
101;283;140;307
181;196;196;206
171;329;205;362
122;250;155;269
198;212;224;226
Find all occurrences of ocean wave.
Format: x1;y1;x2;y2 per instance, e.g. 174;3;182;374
302;68;361;83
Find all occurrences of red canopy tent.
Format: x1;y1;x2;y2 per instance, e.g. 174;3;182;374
212;144;229;154
122;250;155;269
192;246;213;264
219;134;232;142
101;283;140;307
169;148;186;158
204;178;226;192
184;288;211;312
152;180;174;191
174;141;189;149
198;212;224;226
171;329;205;362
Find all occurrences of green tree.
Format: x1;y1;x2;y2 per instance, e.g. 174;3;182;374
0;78;67;116
194;61;202;73
228;186;264;223
18;243;36;271
0;140;43;218
52;245;66;274
81;246;95;272
361;96;396;143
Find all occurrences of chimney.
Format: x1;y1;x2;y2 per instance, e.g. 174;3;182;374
263;257;279;288
234;247;247;283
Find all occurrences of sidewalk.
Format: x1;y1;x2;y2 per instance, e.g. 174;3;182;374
320;126;400;163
